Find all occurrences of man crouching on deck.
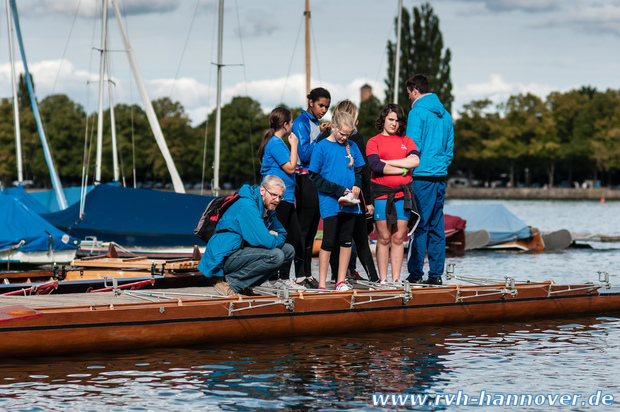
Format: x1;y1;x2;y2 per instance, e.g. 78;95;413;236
198;175;294;296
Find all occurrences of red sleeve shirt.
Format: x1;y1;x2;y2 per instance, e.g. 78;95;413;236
366;133;418;199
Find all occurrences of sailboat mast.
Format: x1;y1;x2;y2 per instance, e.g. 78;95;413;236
213;0;224;196
5;0;22;184
304;0;310;96
9;0;68;209
106;35;120;183
95;0;108;184
110;0;186;193
392;0;403;104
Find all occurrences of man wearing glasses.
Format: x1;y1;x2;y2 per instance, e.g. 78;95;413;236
198;175;294;296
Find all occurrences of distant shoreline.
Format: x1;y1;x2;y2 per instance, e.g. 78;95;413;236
446;187;620;200
136;187;620;200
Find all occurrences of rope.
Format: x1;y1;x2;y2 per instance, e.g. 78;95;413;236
51;0;82;94
201;0;218;194
233;0;256;185
280;14;304;104
309;18;322;85
169;0;202;100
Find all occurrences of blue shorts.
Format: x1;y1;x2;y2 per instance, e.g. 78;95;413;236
374;198;411;221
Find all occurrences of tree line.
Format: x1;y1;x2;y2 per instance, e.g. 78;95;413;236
453;87;620;188
1;2;618;190
1;85;618;191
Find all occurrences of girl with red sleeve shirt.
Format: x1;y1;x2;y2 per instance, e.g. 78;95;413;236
366;104;420;283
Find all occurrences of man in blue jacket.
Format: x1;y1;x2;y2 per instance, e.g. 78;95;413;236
198;175;295;296
404;74;454;285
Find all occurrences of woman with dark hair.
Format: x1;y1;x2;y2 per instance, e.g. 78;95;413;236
366;104;420;284
292;87;331;289
258;107;303;289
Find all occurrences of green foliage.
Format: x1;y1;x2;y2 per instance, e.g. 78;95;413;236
385;3;453;112
453;88;620;187
453;99;498;180
18;73;32;110
203;96;268;188
2;86;619;190
39;94;87;182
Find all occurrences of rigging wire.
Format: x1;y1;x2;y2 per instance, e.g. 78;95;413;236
80;0;101;216
168;0;201;100
51;0;82;95
309;17;321;86
359;1;398;124
279;14;304;105
233;0;256;186
201;0;218;195
118;0;137;189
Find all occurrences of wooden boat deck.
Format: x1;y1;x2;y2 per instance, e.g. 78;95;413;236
0;285;220;309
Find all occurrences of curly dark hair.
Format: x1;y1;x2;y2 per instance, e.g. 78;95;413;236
375;103;407;136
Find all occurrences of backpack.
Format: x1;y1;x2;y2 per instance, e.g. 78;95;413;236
194;193;241;243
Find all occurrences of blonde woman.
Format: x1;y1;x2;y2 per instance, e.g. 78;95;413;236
309;111;365;291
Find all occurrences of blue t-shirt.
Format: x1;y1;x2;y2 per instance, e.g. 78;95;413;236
309;139;365;218
260;136;295;203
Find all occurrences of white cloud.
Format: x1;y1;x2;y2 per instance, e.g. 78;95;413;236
451;0;560;14
0;59;92;99
22;0;180;18
453;74;557;115
562;4;620;36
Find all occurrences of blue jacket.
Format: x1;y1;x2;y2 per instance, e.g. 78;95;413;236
198;185;287;278
292;109;321;169
406;93;454;177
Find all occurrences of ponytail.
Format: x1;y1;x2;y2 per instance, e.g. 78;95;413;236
258;107;292;164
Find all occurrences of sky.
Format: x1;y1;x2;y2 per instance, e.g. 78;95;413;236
1;0;619;126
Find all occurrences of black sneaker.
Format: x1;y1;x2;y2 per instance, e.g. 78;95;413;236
297;276;319;289
346;269;364;282
238;287;256;296
424;277;443;285
406;276;424;284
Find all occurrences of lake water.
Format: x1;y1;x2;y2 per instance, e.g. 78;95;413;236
1;199;619;411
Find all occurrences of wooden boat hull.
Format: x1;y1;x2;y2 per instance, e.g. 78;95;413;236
0;247;207;295
1;282;619;357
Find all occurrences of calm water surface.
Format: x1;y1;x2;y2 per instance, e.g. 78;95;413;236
1;200;619;411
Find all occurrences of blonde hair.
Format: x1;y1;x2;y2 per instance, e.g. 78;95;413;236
333;99;359;123
331;111;356;169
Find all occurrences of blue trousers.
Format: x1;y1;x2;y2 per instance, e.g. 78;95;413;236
224;244;295;292
407;181;446;279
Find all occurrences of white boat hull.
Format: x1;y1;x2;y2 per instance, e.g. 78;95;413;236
0;249;77;264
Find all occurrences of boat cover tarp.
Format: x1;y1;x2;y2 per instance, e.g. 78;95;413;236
41;184;214;247
2;185;94;213
0;195;78;252
444;203;531;245
26;185;94;212
2;185;51;214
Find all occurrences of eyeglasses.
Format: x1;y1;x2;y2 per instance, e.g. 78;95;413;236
263;187;283;201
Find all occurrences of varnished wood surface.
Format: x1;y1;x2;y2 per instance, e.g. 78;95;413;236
0;286;220;309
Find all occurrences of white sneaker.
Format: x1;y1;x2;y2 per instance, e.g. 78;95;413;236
274;278;307;290
338;192;360;207
377;279;390;289
335;281;352;291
